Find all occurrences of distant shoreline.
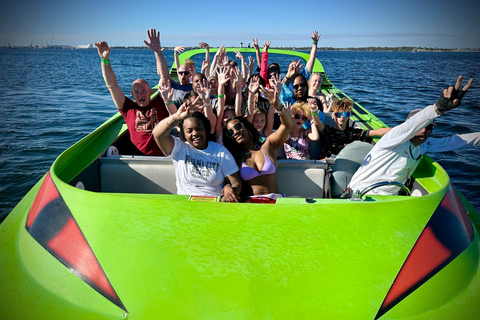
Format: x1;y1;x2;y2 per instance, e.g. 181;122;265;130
1;46;478;52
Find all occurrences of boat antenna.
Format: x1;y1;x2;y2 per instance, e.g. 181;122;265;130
240;7;243;47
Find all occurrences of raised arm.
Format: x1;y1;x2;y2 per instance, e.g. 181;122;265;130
210;45;225;77
144;28;170;82
260;80;293;150
215;67;230;139
309;98;324;131
252;38;261;69
173;45;185;74
306;30;320;74
235;49;247;84
199;42;210;78
157;77;177;115
284;60;303;86
197;79;217;134
153;102;198;156
307;98;323;141
259;41;270;85
247;56;254;80
95;41;125;111
246;76;260;123
234;66;244;117
434;75;473;114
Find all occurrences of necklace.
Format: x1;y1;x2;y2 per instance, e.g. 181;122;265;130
242;144;259;161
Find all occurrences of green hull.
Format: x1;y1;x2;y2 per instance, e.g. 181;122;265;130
1;49;479;319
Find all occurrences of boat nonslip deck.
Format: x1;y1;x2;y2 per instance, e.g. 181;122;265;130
1;49;479;320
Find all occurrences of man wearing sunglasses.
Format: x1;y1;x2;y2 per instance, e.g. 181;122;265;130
347;76;478;196
145;29;192;103
320;98;390;158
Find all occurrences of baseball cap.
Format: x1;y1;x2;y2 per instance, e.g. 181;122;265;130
406;108;436;126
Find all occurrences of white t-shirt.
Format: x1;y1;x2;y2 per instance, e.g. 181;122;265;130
170;136;239;196
349;105;480;195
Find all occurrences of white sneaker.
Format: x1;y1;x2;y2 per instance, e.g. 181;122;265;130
106;146;119;157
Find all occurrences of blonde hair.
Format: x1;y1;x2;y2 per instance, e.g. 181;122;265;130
184;59;195;71
331;98;353;112
308;72;323;86
291;102;310;118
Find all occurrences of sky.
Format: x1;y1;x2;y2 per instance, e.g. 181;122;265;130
1;0;479;48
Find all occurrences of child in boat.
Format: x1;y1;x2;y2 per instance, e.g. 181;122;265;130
284;100;324;160
308;72;330;112
320;98;391;158
244;75;274;140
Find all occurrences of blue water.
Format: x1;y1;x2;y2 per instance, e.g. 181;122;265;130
1;49;479;221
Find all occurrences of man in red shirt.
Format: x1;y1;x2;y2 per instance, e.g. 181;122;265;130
95;29;169;156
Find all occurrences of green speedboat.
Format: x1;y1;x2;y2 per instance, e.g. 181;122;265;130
1;49;479;319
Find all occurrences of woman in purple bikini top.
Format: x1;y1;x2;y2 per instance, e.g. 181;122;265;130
240;146;276;181
222;84;293;198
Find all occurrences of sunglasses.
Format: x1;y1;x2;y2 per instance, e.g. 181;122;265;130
226;122;244;138
334;111;350;118
267;73;278;79
294;114;308;122
425;124;435;131
178;71;190;76
293;82;306;90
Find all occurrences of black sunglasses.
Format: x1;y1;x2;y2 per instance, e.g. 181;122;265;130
425;124;435;131
293;82;306;90
226;122;244;138
294;114;308;121
178;71;190;76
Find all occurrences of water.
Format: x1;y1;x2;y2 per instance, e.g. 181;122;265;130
1;49;479;221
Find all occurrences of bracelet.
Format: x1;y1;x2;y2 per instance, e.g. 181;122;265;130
101;58;109;65
311;110;318;116
222;183;237;195
218;94;225;98
313;41;318;45
166;101;174;105
276;105;285;116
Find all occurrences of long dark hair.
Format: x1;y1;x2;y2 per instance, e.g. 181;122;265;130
178;111;214;142
222;116;263;165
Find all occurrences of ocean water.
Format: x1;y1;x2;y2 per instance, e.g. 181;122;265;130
0;48;479;221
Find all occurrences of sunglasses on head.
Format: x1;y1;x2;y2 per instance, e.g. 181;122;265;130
226;122;244;138
178;71;190;76
294;114;308;122
293;82;306;90
334;111;350;118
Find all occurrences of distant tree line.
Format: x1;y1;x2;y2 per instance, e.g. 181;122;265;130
2;46;478;52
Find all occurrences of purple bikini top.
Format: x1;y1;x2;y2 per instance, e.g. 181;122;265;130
241;148;276;181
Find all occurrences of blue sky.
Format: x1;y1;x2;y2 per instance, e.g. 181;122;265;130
1;0;479;48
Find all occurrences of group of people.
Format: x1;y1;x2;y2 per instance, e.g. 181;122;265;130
96;28;478;202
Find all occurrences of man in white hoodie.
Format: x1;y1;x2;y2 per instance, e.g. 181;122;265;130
347;76;477;196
